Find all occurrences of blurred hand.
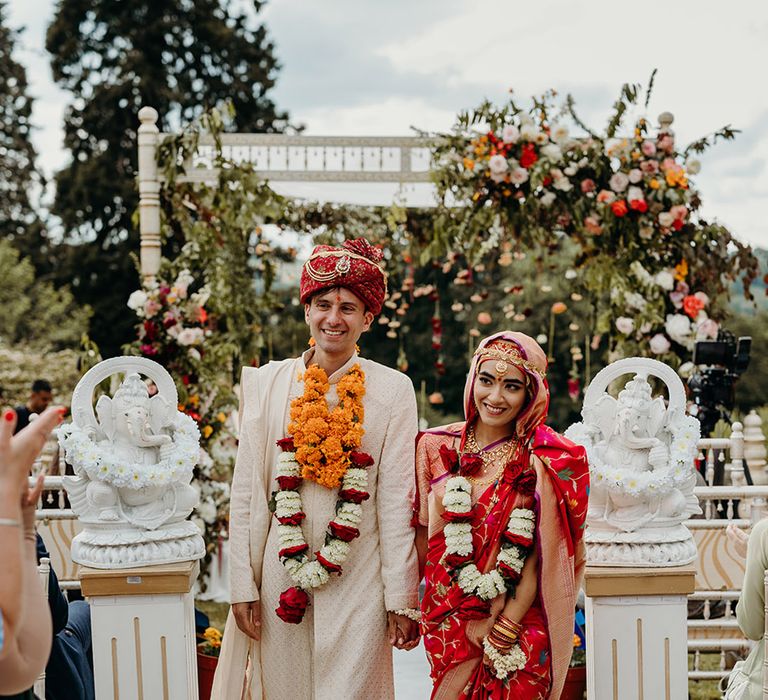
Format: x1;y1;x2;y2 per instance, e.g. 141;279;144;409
726;522;749;559
21;474;45;538
232;600;261;640
0;406;65;494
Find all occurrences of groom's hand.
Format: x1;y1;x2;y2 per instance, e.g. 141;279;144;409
387;612;419;650
232;601;261;640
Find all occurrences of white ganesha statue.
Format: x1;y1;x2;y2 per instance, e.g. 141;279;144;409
59;356;205;568
565;357;701;567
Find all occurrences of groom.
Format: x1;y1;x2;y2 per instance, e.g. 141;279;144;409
214;238;420;700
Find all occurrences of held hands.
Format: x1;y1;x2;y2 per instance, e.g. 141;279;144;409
387;612;420;651
232;600;261;641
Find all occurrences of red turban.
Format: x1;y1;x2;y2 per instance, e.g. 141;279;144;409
299;238;388;315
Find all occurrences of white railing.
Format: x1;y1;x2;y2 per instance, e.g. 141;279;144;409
137;106;434;281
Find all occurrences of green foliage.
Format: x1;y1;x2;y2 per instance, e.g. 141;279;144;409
45;0;291;356
0;2;49;266
0;240;91;350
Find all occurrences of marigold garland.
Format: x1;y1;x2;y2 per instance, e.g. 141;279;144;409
288;363;366;489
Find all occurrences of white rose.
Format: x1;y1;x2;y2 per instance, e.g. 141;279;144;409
520;124;537;141
609;172;629;192
176;327;205;346
541;144;562;161
685;158;701;175
665;313;692;345
624;292;646;310
615;317;635;334
655;270;675;291
534;132;548;145
552;125;570;143
678;361;695;378
501;125;519;144
540;191;556;207
509;167;529;184
649;334;671;354
553;175;572;192
658;212;674;228
197;501;217;524
127;290;148;310
489;154;508;175
627;186;644;202
628;168;643;183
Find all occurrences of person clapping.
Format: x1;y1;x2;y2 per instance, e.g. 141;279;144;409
0;406;65;694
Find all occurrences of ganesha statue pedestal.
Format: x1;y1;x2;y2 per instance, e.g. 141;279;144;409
584;564;695;700
567;358;702;700
80;560;199;700
59;357;206;700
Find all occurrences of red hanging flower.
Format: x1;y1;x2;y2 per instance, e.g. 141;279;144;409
275;587;310;624
278;543;309;559
445;551;473;568
277;512;306;526
276;437;296;452
460;453;484;477
438;444;460;474
513;470;537;496
328;522;360;542
316;551;343;574
339;488;370;504
276;475;302;491
349;451;374;468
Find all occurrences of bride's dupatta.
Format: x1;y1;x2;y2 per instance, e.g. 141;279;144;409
417;332;589;700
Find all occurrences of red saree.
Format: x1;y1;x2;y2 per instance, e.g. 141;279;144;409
416;332;589;700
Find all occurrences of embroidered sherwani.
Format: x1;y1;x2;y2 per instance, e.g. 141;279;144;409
213;350;419;700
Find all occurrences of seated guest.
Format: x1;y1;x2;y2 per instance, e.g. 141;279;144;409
13;381;54;435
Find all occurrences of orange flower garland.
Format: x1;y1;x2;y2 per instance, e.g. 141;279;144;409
288;364;366;489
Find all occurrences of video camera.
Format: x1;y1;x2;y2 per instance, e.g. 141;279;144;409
687;330;751;437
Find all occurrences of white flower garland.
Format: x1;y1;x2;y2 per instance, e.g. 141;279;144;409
275;449;370;591
482;637;527;680
442;477;536;601
58;413;200;489
564;414;700;498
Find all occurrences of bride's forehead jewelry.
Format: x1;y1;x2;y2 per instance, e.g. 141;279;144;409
475;344;545;378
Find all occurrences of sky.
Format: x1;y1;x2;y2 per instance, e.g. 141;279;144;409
6;0;768;249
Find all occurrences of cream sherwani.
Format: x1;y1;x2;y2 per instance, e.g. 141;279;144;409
213;350;419;700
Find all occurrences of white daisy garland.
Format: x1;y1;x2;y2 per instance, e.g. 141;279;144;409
564;414;700;498
273;446;371;592
58;413;200;489
442;476;536;601
482;637;527;680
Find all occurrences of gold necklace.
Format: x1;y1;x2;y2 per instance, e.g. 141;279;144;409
463;429;517;485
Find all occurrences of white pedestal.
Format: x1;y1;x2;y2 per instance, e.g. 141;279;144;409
80;560;199;700
585;565;695;700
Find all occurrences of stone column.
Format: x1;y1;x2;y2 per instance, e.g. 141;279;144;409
80;561;199;699
137;106;162;283
585;564;695;700
744;411;767;484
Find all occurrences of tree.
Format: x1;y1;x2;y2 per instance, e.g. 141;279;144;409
46;0;290;356
0;239;91;350
0;2;48;266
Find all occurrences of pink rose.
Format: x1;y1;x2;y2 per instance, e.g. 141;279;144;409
628;168;643;183
584;216;603;235
597;190;615;204
144;299;162;318
580;178;596;193
696;318;719;340
670;204;688;222
640;160;659;175
661;157;677;172
641;140;656;156
658;135;675;153
694;291;710;305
